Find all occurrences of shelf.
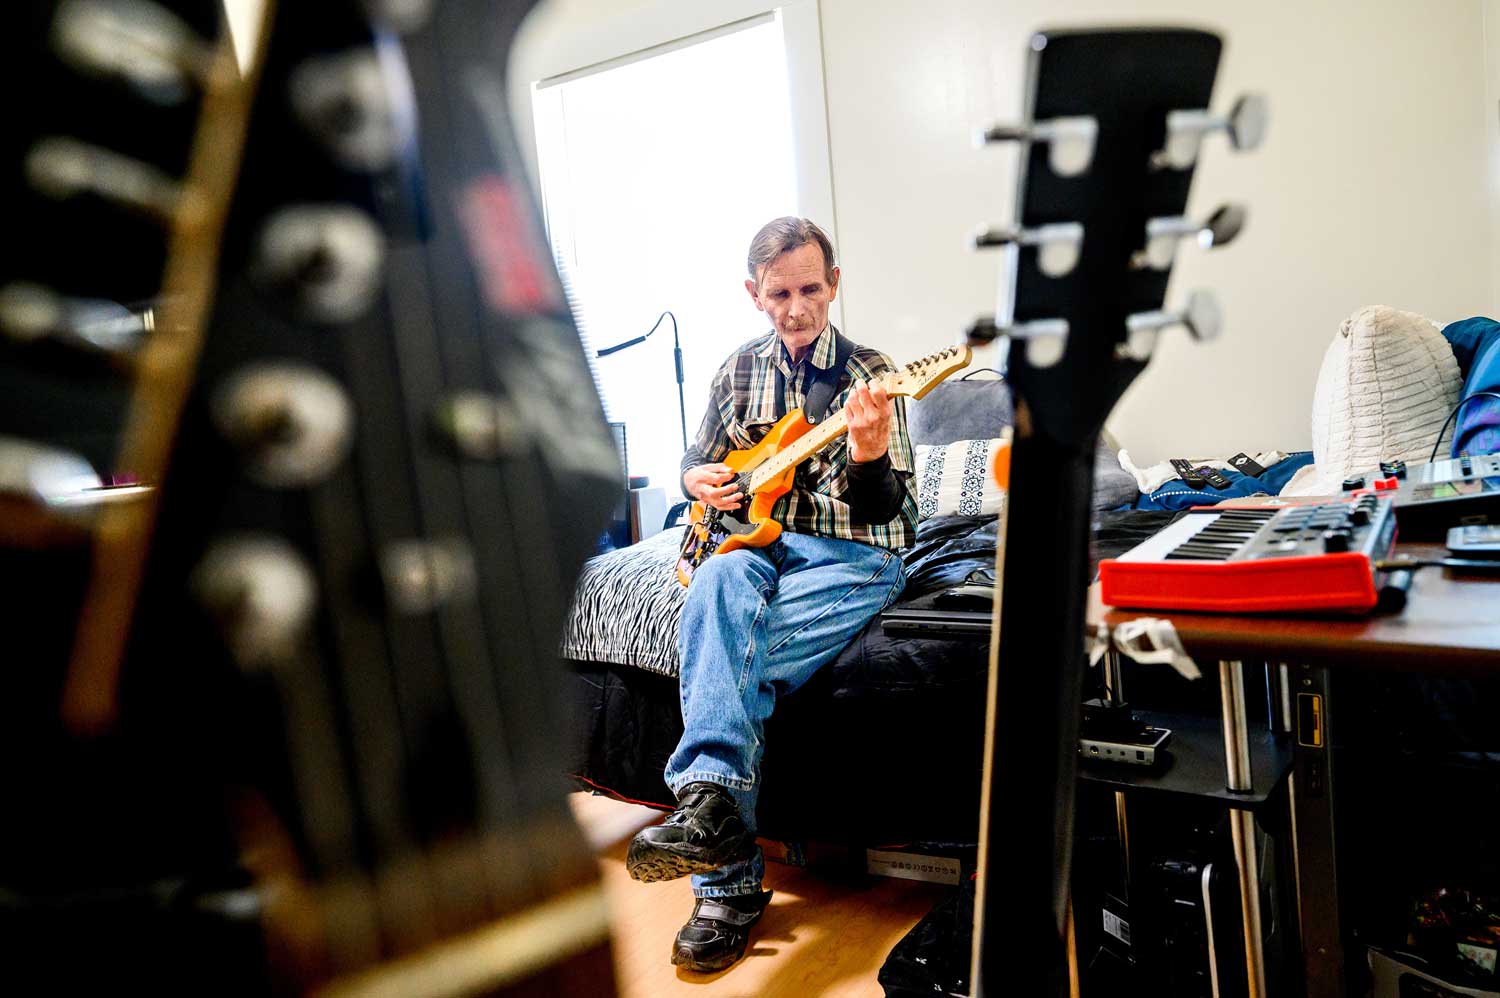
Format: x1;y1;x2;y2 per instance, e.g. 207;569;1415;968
1077;710;1294;809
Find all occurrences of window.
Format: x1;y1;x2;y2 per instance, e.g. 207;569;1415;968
531;13;814;499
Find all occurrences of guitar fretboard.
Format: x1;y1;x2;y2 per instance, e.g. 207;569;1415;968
744;408;850;493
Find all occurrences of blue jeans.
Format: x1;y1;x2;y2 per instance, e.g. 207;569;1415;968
665;531;906;898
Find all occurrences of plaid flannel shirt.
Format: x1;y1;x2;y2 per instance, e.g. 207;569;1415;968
685;325;917;550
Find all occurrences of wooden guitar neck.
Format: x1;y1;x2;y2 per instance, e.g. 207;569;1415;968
744;347;972;493
745;409;849;492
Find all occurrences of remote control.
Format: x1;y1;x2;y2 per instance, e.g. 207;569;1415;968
1196;465;1233;490
1170;458;1206;489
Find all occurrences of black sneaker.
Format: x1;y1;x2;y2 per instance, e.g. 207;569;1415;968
672;890;773;972
625;781;754;883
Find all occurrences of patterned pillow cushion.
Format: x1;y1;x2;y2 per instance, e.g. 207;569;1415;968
913;438;1007;520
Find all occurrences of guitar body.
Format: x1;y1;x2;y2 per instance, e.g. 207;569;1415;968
677;408;806;585
675;347;973;586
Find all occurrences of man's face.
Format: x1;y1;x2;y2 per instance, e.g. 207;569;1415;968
745;241;839;358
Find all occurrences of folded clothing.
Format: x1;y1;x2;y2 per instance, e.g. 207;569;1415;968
1128;451;1314;511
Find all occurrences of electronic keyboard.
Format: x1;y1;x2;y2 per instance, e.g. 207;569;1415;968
1342;454;1500;540
1099;495;1399;613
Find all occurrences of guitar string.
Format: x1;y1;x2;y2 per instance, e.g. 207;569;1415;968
404;0;583;923
376;15;538;924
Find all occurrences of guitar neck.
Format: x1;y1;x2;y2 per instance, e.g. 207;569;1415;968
739;346;974;495
746;409;850;492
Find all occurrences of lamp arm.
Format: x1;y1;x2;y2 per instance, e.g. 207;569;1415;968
595;310;689;454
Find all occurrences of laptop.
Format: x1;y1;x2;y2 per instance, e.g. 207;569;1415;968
879;582;994;639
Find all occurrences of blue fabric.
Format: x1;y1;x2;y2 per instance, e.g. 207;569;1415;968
666;532;906;897
1129;451;1315;511
1440;317;1500;457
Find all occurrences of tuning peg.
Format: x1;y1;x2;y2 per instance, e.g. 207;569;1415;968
26;137;186;223
380;538;476;615
967;316;1069;368
0;283;154;355
431;392;525;460
1119;290;1221;361
252;205;386;324
52;0;216;104
211;364;355;488
192;535;318;670
290;49;406;173
1152;94;1268;171
973;222;1084;278
976;116;1098;177
1137;204;1247;271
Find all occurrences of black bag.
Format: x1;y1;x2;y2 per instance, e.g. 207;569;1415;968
877;876;974;997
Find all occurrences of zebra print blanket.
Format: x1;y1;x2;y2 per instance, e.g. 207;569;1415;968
560;528;687;677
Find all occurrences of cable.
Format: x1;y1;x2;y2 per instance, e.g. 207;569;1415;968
1376;557;1500;573
1427;391;1500;462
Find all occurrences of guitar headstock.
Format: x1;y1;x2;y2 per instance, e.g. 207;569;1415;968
881;345;974;399
2;0;618;991
967;28;1266;448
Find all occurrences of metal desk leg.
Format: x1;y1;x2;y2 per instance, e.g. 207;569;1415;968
1292;664;1345;998
1220;660;1268;998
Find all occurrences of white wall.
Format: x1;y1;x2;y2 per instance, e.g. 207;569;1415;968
1486;0;1500;309
513;0;1499;463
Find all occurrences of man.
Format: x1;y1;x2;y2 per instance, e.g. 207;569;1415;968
625;217;919;971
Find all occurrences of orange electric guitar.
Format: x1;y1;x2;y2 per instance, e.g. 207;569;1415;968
676;345;972;585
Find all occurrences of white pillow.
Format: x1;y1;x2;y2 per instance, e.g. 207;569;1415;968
913;438;1007;519
1288;305;1460;495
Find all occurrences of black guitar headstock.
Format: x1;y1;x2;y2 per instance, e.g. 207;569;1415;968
965;28;1267;998
968;27;1265;448
2;1;620;992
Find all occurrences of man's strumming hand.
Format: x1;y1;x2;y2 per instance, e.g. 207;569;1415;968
685;463;744;511
845;378;892;464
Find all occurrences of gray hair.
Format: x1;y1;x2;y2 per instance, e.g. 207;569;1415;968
746;216;836;287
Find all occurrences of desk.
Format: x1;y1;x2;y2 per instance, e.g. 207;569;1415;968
1087;542;1500;998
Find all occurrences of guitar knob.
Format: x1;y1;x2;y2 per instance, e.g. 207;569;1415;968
380;539;476;614
192;535;318;670
290;49;405;173
252;205;386;323
212;364;354;488
1322;529;1351;554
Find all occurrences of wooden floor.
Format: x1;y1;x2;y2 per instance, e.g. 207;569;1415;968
570;792;950;998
